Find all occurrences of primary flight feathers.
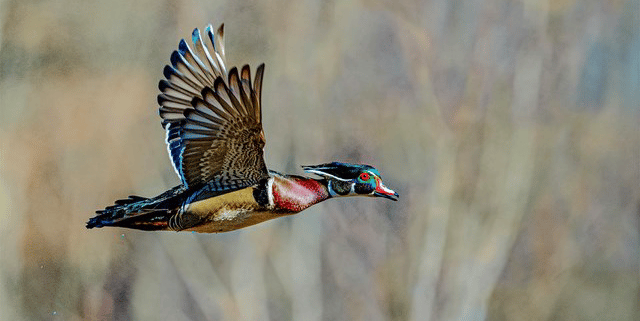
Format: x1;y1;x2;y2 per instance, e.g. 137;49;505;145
157;24;268;191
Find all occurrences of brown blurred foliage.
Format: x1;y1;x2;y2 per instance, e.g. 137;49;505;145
1;0;639;320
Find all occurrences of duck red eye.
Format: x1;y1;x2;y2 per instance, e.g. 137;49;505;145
359;173;370;181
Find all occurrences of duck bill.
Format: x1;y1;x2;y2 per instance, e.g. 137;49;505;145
374;178;399;201
374;190;399;201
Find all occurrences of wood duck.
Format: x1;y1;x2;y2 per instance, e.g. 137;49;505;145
87;24;398;233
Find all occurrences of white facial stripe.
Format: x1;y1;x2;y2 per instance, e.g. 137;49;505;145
304;169;351;182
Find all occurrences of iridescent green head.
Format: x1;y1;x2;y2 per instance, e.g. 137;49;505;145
302;162;399;201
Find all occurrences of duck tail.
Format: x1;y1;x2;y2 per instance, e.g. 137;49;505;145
87;185;187;231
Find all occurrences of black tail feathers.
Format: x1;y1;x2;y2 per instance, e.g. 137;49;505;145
87;185;187;231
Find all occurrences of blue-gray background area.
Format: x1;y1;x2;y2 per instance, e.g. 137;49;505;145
0;0;638;320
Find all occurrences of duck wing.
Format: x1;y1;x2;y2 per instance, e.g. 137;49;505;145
157;24;268;191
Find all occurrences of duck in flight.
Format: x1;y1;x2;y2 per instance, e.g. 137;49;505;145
87;24;398;233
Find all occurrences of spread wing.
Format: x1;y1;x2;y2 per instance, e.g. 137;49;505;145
157;24;268;191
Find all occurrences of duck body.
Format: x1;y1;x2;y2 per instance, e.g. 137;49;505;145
87;24;397;233
180;172;329;233
88;162;398;233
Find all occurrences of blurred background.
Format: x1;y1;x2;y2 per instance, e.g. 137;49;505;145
1;0;638;320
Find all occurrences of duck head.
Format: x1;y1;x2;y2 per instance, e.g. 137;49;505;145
302;162;399;201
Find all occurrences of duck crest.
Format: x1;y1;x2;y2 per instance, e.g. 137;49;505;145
270;174;329;213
